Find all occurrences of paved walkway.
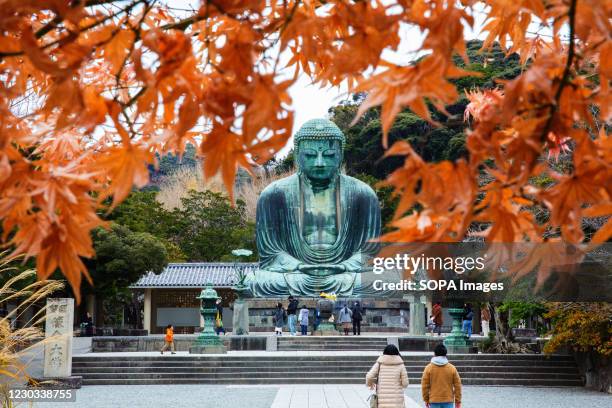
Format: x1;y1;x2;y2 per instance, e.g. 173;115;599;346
40;384;611;408
267;384;420;408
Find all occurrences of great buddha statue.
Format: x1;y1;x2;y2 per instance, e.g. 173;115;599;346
247;118;381;297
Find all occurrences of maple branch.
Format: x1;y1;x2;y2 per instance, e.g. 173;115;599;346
114;1;152;87
36;0;132;38
160;14;206;31
540;0;577;142
0;0;142;59
124;86;148;108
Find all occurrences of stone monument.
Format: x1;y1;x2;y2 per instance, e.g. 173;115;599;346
408;294;427;336
247;118;382;297
41;298;81;388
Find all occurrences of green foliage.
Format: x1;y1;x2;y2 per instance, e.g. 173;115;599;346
171;190;257;262
84;223;168;298
106;189;257;263
150;143;198;181
107;190;173;237
544;303;612;356
498;301;548;328
353;173;397;229
324;40;523;181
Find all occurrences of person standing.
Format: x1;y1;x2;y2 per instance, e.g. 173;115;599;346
462;303;473;338
273;302;287;336
421;344;462;408
215;298;226;335
298;305;309;336
432;302;443;336
351;301;363;336
160;324;176;355
287;295;299;336
84;312;94;336
338;304;353;336
366;344;409;408
481;303;491;337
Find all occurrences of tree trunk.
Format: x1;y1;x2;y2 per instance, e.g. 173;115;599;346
493;303;514;345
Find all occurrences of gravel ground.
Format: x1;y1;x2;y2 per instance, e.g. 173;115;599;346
29;384;610;408
40;384;278;408
406;385;611;408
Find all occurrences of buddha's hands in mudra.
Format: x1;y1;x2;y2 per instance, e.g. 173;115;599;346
297;263;346;276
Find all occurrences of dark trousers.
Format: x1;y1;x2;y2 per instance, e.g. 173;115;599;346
301;324;308;335
352;320;361;335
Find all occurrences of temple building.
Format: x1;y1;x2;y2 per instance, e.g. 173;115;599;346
131;262;257;334
129;262;442;335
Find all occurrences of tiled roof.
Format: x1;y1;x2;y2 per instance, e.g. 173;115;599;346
130;262;258;288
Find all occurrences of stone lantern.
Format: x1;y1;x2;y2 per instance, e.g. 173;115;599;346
231;248;253;335
189;284;227;354
314;295;337;335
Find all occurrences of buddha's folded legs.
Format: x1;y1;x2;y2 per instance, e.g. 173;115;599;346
247;269;358;297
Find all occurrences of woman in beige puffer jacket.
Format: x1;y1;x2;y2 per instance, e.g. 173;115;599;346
366;344;409;408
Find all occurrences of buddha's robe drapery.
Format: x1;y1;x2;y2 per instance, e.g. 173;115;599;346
248;174;381;297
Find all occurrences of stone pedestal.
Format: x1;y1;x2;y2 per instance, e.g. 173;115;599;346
313;321;338;336
232;299;250;335
189;344;227;354
43;298;75;378
408;294;426;336
29;376;82;389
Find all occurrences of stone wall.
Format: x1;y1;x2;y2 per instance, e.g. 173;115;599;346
92;335;267;352
245;297;411;332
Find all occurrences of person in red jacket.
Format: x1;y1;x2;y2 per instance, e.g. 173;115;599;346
161;324;176;354
432;302;443;336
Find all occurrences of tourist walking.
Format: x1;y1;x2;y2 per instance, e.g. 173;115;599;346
160;324;176;354
338;304;353;336
351;301;363;335
481;303;491;337
215;298;226;335
421;344;462;408
365;344;409;408
273;302;287;336
432;302;443;336
298;305;309;335
462;303;473;338
287;295;299;336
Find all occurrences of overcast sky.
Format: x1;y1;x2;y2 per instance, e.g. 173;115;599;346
163;1;562;158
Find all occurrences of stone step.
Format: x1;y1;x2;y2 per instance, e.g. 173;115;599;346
74;371;580;380
72;361;578;370
80;378;584;386
72;354;574;362
72;359;577;367
72;365;576;375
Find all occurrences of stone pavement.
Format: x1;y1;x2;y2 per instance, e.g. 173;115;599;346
40;384;611;408
268;384;421;408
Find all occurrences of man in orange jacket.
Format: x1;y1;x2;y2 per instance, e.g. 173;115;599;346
421;344;462;408
161;324;176;354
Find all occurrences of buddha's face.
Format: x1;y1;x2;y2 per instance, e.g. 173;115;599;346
297;139;342;183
